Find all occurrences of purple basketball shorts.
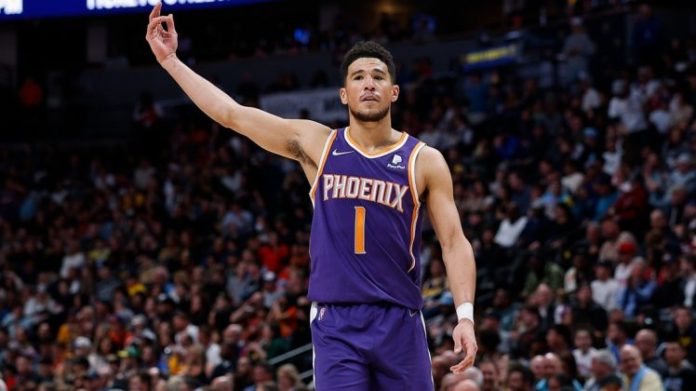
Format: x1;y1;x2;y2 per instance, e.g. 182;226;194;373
310;302;434;390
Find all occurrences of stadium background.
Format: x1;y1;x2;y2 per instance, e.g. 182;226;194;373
0;0;695;390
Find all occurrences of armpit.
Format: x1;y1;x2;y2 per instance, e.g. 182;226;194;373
287;139;316;168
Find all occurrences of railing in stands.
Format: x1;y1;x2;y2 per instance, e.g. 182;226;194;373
267;342;314;382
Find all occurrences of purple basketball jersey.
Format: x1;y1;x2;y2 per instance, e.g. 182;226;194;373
308;127;426;310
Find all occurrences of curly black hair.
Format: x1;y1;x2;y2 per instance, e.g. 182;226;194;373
340;41;396;84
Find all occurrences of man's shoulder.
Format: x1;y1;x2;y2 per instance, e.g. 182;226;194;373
597;373;622;386
643;366;664;382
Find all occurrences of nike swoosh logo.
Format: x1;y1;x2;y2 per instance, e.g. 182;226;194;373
409;310;419;317
332;149;354;156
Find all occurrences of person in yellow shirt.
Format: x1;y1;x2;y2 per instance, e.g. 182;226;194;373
619;344;664;391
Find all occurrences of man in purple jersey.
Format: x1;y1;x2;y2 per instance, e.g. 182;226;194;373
146;3;477;389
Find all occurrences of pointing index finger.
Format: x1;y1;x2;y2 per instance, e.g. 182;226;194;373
149;2;161;21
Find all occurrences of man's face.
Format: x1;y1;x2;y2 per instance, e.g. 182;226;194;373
340;57;398;123
590;359;609;379
664;343;685;366
574;331;591;350
507;371;525;391
619;349;641;376
675;308;692;330
543;357;560;378
595;265;609;280
129;376;145;391
635;332;655;358
530;356;545;380
480;362;497;390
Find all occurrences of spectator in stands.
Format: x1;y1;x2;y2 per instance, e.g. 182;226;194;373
591;260;619;312
572;328;597;380
505;365;535;391
632;4;665;67
521;252;564;298
276;363;307;391
560;17;595;86
244;362;275;391
668;307;696;365
680;255;696;308
479;360;500;391
535;352;562;391
584;349;622;391
511;306;545;359
634;329;668;377
663;339;696;391
619;344;664;390
616;262;656;319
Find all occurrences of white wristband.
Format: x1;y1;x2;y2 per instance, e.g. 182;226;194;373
456;303;474;323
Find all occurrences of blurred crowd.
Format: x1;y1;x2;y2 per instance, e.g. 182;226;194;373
1;3;696;391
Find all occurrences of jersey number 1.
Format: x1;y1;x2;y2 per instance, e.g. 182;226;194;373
354;206;366;254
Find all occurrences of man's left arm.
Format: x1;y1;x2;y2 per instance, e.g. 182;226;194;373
418;146;477;372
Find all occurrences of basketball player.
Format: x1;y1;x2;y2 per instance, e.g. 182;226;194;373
146;3;477;390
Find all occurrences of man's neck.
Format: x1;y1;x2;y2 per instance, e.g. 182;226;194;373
346;121;400;152
627;365;644;379
668;362;682;371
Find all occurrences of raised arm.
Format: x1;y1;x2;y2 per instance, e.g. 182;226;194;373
145;3;330;166
418;146;477;372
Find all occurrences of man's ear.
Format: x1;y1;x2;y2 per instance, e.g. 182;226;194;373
391;84;400;102
340;87;348;104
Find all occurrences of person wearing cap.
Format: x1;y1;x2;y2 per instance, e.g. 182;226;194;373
614;241;638;289
666;152;695;197
261;271;283;308
73;336;101;374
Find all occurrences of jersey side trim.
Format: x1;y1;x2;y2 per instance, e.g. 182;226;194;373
407;142;426;272
309;129;338;206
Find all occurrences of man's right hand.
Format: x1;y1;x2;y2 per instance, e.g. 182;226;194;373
145;3;178;65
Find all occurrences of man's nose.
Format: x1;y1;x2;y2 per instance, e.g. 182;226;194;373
363;76;376;90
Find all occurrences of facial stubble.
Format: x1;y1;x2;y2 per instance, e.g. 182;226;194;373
349;104;390;122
